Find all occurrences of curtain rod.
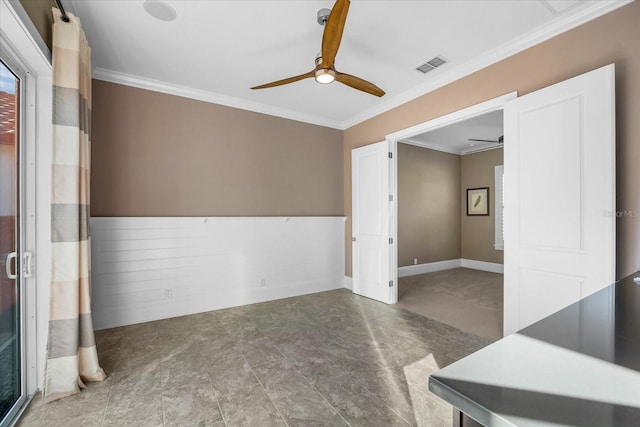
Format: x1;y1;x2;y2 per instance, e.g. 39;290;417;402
54;0;70;23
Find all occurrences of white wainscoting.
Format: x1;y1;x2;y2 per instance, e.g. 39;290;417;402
90;217;346;330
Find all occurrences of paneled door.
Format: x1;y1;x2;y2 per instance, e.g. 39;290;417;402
352;141;394;304
503;64;615;335
0;58;24;426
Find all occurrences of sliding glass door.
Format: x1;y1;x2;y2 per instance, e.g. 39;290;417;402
0;58;24;426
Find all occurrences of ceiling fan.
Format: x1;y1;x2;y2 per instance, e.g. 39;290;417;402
468;135;504;144
251;0;385;97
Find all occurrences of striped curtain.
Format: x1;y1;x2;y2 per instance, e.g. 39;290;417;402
44;8;106;403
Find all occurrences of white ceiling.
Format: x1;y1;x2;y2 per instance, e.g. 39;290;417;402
65;0;626;129
402;110;503;155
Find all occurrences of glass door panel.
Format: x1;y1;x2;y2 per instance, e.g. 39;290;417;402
0;58;21;425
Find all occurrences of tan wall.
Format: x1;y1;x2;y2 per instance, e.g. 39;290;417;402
344;2;640;278
19;0;54;50
398;144;461;266
91;80;343;216
461;148;503;264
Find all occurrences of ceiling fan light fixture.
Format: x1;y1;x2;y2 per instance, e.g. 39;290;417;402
315;68;335;84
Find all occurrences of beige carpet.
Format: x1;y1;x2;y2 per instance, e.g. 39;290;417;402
397;267;503;341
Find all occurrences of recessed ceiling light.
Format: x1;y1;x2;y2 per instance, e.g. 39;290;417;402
143;0;176;22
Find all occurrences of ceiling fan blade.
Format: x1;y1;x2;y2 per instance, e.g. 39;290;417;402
251;71;315;90
321;0;350;68
335;72;385;97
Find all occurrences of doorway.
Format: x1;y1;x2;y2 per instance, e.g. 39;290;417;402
394;109;505;340
353;65;616;339
0;1;50;418
0;56;25;427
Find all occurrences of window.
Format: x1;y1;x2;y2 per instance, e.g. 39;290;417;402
494;165;504;250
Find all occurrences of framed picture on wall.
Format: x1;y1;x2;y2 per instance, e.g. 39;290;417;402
467;187;489;216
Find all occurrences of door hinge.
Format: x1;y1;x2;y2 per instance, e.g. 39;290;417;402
389;280;393;287
389;195;393;202
388;152;393;159
389;238;393;244
352;237;356;242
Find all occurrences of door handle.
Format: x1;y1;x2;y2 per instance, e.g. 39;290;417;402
5;251;17;279
23;252;33;278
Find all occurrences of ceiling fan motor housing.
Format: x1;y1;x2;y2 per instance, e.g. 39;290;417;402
317;8;331;25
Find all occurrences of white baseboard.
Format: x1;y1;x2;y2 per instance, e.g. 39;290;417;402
92;279;343;330
397;258;504;277
343;276;353;290
461;258;504;274
398;259;462;277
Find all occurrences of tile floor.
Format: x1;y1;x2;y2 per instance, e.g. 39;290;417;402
17;289;492;427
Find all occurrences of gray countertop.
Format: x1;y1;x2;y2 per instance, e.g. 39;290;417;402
429;273;640;426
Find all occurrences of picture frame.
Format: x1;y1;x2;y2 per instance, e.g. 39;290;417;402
467;187;489;216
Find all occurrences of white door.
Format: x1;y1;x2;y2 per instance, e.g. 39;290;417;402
503;64;615;335
352;141;394;303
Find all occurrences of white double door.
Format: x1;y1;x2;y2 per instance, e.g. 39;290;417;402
503;64;615;334
352;64;616;335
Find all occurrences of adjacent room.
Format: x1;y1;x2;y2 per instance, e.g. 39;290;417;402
1;0;639;426
395;111;505;341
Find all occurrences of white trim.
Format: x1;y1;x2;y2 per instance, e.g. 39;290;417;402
343;276;352;290
398;259;462;278
389;139;398;304
387;92;517;143
460;144;503;156
87;1;629;131
461;259;504;274
399;138;461;155
495;165;505;251
396;258;504;277
386;93;514;306
400;139;504;156
341;0;631;129
1;0;52;397
92;68;342;130
5;0;50;64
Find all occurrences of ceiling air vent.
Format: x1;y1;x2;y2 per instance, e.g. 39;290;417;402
416;56;447;74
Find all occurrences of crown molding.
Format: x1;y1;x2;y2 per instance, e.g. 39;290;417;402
460;144;503;155
91;0;630;131
401;138;503;156
400;139;461;155
340;0;632;129
92;68;343;129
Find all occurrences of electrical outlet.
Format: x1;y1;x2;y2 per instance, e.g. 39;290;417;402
260;278;266;287
414;258;418;265
164;288;173;299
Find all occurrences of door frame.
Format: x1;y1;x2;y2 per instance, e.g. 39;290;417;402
0;0;53;411
383;92;517;312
